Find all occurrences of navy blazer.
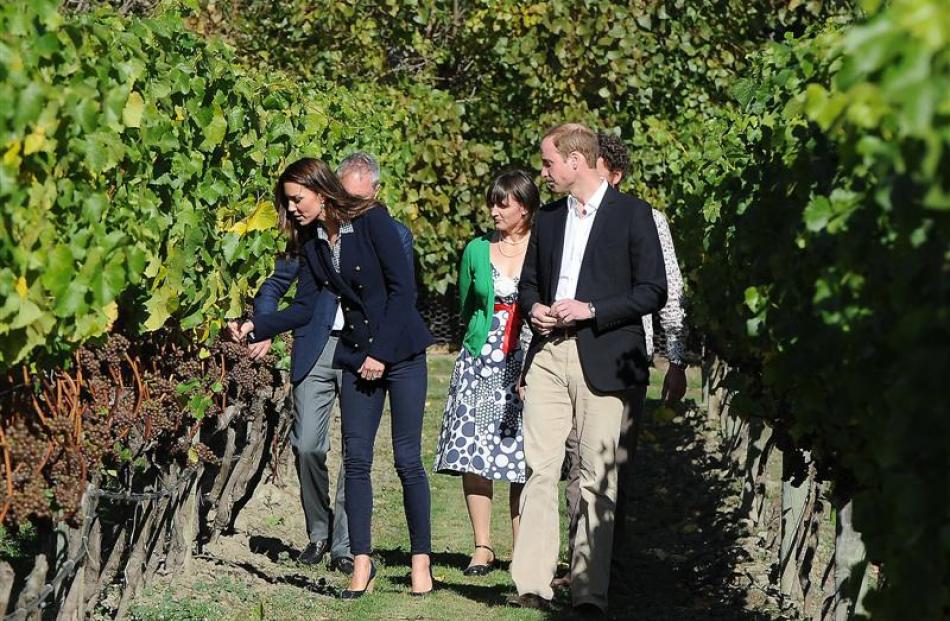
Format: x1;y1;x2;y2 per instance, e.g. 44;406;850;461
253;221;414;382
519;186;668;392
252;207;431;374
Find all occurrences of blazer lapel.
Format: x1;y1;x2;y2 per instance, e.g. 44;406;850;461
307;238;348;296
547;198;569;302
578;187;617;278
335;227;362;305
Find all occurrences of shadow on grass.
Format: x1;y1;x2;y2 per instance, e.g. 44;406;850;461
195;552;340;598
600;396;769;620
248;535;300;562
374;547;472;572
407;392;773;620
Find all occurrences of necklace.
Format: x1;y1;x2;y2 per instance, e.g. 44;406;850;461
498;234;529;245
496;242;526;258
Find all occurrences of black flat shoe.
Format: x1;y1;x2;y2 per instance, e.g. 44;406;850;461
340;561;376;600
410;566;435;597
462;544;497;576
297;540;329;566
329;556;355;576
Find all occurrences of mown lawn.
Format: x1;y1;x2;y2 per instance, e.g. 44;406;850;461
129;352;705;621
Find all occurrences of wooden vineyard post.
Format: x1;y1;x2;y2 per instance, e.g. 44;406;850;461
831;498;869;620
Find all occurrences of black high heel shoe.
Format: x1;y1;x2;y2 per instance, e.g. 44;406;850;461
340;560;377;600
410;565;435;597
463;545;497;577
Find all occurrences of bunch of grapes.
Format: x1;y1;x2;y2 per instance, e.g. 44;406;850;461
81;411;113;469
50;452;85;524
2;418;52;523
213;338;277;405
85;376;111;404
7;479;52;523
101;334;130;368
46;414;75;443
176;358;201;381
141;396;184;439
6;419;46;471
191;442;221;466
77;347;100;377
1;326;288;529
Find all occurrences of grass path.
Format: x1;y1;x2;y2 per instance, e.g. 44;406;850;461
129;353;784;620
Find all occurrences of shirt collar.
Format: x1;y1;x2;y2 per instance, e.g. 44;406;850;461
567;180;609;217
315;220;354;241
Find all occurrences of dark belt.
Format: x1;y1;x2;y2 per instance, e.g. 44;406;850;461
329;329;343;337
548;326;579;340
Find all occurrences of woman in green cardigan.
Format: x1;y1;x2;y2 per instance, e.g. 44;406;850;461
434;170;540;576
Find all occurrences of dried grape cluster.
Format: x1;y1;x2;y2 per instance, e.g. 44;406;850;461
191;442;221;466
213;340;276;400
1;330;280;527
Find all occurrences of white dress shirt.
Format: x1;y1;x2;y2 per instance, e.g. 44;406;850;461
554;180;609;302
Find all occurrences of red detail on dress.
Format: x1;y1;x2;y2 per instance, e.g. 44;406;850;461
493;302;522;354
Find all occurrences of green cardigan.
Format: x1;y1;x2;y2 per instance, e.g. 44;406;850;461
458;234;496;356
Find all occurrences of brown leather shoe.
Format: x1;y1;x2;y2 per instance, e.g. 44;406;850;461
551;574;571;590
505;593;554;611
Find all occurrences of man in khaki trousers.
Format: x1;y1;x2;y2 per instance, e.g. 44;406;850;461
508;123;667;613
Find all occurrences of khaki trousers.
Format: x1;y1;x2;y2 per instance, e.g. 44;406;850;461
565;385;647;566
511;337;626;609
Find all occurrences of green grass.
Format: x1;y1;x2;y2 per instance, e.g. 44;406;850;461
130;353;704;620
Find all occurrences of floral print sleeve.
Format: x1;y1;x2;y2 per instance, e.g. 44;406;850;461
648;209;687;366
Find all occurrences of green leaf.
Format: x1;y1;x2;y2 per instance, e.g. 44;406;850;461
200;106;228;149
90;252;126;305
41;245;74;298
803;196;832;232
53;280;88;318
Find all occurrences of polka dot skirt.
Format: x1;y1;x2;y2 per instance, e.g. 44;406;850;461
433;269;527;484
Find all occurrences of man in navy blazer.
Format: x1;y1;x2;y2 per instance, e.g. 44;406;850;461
247;153;413;574
509;124;667;613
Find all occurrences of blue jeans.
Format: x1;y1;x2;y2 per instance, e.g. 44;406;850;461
341;352;431;555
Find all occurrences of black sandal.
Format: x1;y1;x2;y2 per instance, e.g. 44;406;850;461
463;545;497;576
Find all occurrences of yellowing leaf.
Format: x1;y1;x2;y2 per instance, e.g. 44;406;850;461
15;276;28;298
3;139;22;167
143;288;173;331
228;200;277;236
103;300;118;330
23;128;46;155
123;91;145;128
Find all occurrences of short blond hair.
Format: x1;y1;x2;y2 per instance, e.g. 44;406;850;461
542;123;599;168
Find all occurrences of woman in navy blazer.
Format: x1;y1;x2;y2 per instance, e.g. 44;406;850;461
237;158;434;597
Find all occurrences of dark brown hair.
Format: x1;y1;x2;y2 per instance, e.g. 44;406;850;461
274;157;377;255
596;132;630;182
486;170;541;226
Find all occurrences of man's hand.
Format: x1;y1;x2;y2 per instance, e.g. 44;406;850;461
549;299;592;326
530;303;557;336
358;355;386;381
227;320;255;342
247;339;272;360
662;363;687;405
